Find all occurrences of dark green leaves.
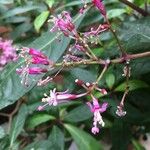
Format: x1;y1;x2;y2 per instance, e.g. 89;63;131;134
48;126;65;150
115;80;149;92
64;124;102;150
64;104;92;123
120;17;150;53
111;120;132;150
9;104;28;148
26;113;55;129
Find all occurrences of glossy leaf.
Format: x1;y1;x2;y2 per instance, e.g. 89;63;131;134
34;11;50;33
26;114;55;129
9;104;28;147
107;9;126;19
64;124;102;150
48;126;64;150
115;80;149;92
106;73;115;89
64;104;92;123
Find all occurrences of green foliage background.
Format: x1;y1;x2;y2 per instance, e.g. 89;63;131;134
0;0;150;149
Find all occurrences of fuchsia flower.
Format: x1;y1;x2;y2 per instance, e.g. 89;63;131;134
38;88;87;111
50;11;77;37
29;48;47;59
0;38;17;70
92;0;106;16
31;56;50;65
16;47;52;86
87;96;108;134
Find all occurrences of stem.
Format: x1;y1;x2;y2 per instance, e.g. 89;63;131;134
95;64;108;85
119;0;149;16
120;62;130;106
78;36;98;60
105;17;126;56
145;0;148;12
53;51;150;68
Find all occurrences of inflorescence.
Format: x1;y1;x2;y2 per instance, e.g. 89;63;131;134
14;0;133;134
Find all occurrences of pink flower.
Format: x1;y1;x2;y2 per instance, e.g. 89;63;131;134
28;68;48;74
91;126;100;135
17;67;47;75
29;48;47;59
16;47;53;86
0;38;17;70
92;0;106;16
87;96;108;134
50;11;77;37
38;88;87;110
31;56;50;65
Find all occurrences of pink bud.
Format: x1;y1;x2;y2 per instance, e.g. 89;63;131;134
37;106;44;111
101;89;107;95
92;0;106;16
29;48;47;59
31;56;49;65
28;67;48;74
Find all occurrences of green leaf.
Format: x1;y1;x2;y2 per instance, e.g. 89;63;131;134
64;105;92;123
115;80;149;92
107;9;126;19
9;104;28;147
70;68;96;82
10;22;32;40
45;0;55;8
0;136;9;150
34;11;50;33
26;114;55;129
23;140;52;150
1;6;40;19
64;124;102;150
48;126;64;150
119;17;150;52
132;139;145;150
111;120;132;150
0;0;13;4
0;11;87;110
0;126;5;139
106;73;115;89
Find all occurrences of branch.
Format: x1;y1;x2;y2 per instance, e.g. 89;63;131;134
119;0;149;16
54;51;150;67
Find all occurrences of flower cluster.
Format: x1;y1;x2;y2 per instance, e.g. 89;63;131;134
16;48;53;86
0;38;17;70
50;11;77;37
15;0;129;136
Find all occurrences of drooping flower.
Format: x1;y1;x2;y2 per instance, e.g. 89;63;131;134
38;88;87;111
87;96;108;134
0;38;17;70
116;105;126;117
92;0;106;16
